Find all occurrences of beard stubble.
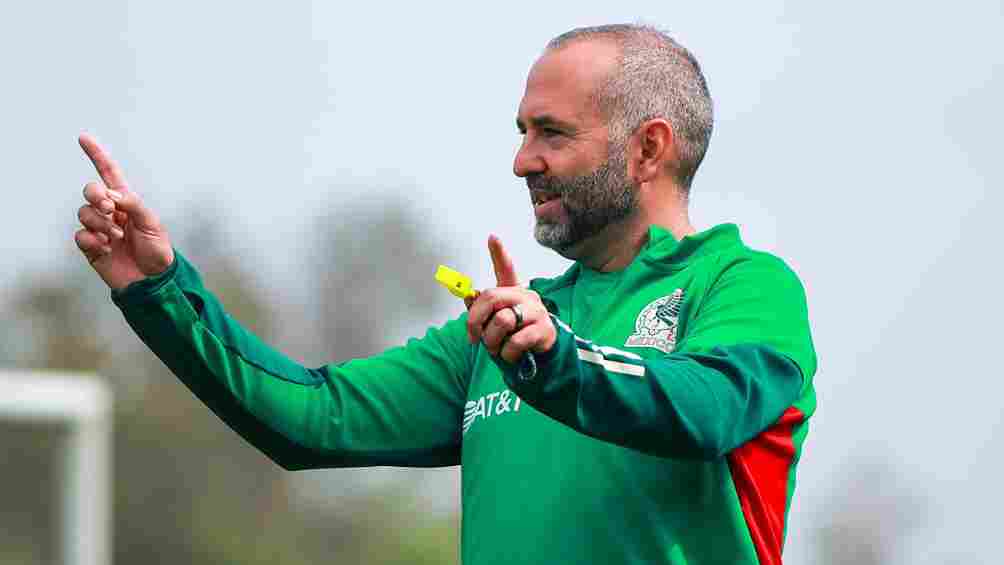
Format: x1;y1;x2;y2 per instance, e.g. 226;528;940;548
532;139;639;253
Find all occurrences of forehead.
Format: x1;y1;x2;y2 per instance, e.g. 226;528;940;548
518;39;620;126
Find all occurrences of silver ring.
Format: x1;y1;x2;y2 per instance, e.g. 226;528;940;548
510;304;524;329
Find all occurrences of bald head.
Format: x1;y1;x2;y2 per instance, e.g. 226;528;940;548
545;24;714;191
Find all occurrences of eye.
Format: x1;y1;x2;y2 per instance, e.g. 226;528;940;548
541;128;562;137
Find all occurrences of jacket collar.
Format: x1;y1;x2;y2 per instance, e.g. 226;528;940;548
530;223;743;295
641;222;742;268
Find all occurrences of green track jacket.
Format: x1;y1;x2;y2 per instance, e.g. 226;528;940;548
112;223;817;565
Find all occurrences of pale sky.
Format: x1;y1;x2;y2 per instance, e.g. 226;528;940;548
2;1;1002;562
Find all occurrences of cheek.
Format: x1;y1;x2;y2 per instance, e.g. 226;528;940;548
547;140;603;173
554;152;598;181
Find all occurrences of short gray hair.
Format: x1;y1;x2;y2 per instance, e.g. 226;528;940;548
547;24;714;190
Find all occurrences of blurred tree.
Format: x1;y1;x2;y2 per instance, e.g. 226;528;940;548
0;262;112;564
0;197;461;565
0;422;61;564
311;193;457;361
289;193;461;563
815;457;930;565
6;267;110;373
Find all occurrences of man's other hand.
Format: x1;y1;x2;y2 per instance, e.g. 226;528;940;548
466;235;557;364
75;133;174;290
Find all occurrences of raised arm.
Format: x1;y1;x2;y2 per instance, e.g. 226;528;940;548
466;239;816;460
74;135;472;469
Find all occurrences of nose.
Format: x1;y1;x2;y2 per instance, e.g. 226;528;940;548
513;137;546;178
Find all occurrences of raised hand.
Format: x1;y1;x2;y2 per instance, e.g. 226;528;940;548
466;235;556;364
75;133;174;290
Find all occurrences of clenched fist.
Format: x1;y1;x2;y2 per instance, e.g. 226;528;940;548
75;133;174;290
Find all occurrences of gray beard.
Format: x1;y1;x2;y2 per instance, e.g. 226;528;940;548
533;145;638;253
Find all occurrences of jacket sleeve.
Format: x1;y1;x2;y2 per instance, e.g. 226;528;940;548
500;254;817;460
112;250;472;470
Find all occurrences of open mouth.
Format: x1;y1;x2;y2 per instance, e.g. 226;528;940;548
531;190;561;206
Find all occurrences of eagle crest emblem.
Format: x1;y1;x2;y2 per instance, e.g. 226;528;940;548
625;289;684;354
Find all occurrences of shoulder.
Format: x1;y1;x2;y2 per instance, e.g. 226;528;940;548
705;244;806;298
685;244;817;378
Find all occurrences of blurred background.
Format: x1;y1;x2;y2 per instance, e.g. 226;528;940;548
0;1;1001;563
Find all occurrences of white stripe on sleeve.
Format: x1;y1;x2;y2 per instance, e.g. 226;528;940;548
577;348;646;377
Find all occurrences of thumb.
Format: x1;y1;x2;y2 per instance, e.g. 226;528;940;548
488;234;519;287
106;189;160;232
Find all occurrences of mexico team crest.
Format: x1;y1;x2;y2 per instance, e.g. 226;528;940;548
625;289;684;354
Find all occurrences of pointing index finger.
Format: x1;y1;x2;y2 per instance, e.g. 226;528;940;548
79;133;130;192
489;234;519;287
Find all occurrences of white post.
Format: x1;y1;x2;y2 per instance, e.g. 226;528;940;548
0;372;112;565
62;403;111;565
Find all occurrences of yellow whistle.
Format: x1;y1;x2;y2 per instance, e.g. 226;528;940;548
435;265;479;300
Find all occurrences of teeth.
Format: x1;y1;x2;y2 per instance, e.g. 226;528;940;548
533;193;558;205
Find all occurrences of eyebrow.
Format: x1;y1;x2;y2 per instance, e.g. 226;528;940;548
516;115;576;133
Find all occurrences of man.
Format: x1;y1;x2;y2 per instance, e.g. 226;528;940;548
74;24;816;565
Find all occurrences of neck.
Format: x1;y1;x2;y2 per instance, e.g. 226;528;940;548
570;189;695;272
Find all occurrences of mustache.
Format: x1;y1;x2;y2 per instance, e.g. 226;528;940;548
526;174;569;195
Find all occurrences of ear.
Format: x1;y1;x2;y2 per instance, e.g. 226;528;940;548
628;119;675;184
